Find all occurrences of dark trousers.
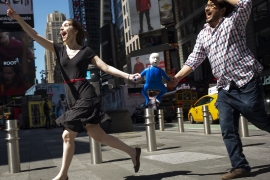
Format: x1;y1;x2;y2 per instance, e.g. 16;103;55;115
216;77;270;171
139;9;151;29
45;114;51;129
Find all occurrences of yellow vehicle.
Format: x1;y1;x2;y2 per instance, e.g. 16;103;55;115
162;89;198;114
188;94;219;124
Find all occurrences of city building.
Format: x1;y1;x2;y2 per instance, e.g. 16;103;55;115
44;11;66;83
68;0;112;56
125;0;180;85
112;0;126;85
249;0;270;112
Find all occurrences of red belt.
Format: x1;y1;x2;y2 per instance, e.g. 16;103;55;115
64;78;86;83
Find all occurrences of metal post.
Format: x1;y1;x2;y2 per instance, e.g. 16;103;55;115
144;108;157;151
157;109;164;131
202;105;211;135
89;137;102;164
176;108;184;133
239;114;249;137
5;119;21;173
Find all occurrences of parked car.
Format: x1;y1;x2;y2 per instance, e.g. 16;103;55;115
188;94;219;124
132;99;176;123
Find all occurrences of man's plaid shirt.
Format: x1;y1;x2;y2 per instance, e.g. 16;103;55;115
185;0;263;90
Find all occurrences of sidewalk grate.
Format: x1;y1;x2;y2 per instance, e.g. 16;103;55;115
144;152;225;164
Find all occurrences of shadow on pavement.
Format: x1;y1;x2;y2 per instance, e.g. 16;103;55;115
250;164;270;177
124;170;192;180
103;158;130;163
157;146;181;151
20;166;57;172
243;143;265;147
193;164;270;178
250;134;268;137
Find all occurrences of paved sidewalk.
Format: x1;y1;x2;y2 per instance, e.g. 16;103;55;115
0;121;269;180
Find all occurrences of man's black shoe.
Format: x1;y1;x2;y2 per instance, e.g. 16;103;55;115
139;29;143;33
148;26;153;30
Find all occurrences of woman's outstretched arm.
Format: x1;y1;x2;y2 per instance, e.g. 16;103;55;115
6;2;55;52
91;56;141;82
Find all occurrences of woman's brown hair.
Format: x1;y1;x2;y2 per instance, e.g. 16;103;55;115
67;19;90;46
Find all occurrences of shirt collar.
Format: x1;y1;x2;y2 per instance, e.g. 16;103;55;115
204;17;225;29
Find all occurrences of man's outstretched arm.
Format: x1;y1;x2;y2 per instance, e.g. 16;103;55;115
220;0;240;5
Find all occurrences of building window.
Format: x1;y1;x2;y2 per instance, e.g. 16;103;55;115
253;1;269;21
125;19;127;29
260;54;270;70
136;38;139;49
256;27;270;47
123;5;126;15
133;41;135;50
182;41;192;62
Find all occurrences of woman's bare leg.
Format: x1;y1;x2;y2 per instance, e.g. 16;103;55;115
52;128;78;180
85;124;138;167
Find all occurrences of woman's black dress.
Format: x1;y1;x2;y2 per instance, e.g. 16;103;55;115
53;43;110;133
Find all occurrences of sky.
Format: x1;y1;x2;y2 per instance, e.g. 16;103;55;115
33;0;70;82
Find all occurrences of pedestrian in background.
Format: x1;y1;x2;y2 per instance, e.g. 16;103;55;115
57;94;67;118
170;0;270;179
43;97;51;129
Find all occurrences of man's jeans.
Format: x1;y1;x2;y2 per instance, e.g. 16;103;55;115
216;77;270;171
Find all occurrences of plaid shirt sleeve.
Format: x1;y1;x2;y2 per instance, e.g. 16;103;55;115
231;0;252;37
184;30;207;71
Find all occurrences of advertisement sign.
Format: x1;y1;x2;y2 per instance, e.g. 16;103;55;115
158;0;174;25
128;0;163;35
130;51;165;75
0;0;34;29
0;31;35;98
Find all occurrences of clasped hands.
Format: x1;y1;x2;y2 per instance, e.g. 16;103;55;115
128;73;142;83
128;74;179;87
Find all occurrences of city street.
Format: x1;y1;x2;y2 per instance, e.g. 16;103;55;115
0;120;269;180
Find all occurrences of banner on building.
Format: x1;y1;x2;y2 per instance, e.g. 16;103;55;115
158;0;174;25
0;31;35;98
0;0;34;30
128;0;163;35
130;51;165;75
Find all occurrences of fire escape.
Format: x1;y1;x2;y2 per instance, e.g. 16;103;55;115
70;0;87;30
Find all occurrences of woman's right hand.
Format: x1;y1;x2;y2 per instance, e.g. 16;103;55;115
6;2;20;20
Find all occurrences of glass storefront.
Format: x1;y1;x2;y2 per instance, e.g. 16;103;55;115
261;75;270;113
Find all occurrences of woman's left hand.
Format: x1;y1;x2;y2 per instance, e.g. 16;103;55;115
129;73;141;83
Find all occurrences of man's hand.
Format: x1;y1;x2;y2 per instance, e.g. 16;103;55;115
168;76;180;88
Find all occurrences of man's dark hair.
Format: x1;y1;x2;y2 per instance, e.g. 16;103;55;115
218;1;235;17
